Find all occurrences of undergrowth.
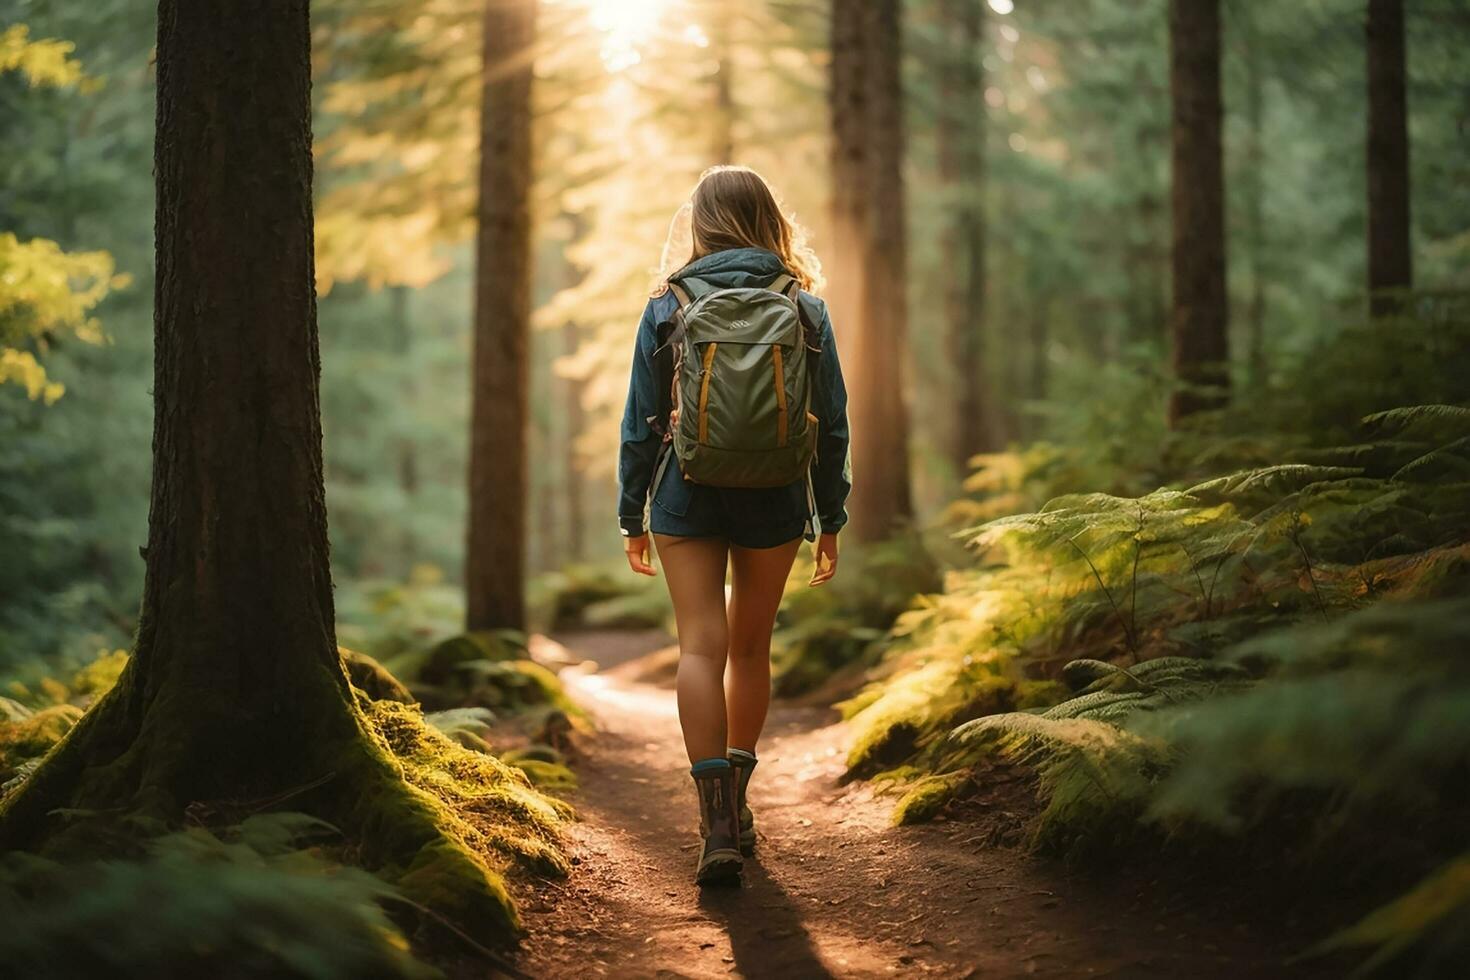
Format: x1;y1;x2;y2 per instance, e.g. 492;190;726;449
0;812;437;980
527;562;671;632
0;644;576;974
771;531;941;697
844;306;1470;976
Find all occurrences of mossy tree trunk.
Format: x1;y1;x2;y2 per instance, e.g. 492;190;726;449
466;0;537;631
0;0;353;839
0;0;527;944
1365;0;1411;318
830;0;914;542
1167;0;1230;426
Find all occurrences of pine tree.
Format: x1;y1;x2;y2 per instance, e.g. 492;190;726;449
938;0;1000;472
0;0;356;835
466;0;537;630
0;0;539;941
831;0;914;540
1365;0;1411;317
1167;0;1229;425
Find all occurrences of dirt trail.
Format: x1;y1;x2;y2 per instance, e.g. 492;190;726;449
514;630;1330;979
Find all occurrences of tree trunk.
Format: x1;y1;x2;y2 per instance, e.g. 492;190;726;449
938;0;999;475
829;0;913;541
466;0;536;630
0;0;534;943
0;0;354;827
393;286;420;569
1366;0;1411;317
711;0;736;164
1167;0;1229;425
1028;298;1050;407
562;320;586;563
1242;0;1267;383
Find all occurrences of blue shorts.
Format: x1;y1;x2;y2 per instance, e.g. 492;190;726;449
649;464;810;550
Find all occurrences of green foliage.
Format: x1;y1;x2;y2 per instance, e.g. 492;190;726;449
890;770;973;826
1;27;128;403
841;358;1470;971
335;568;467;668
0;232;125;403
771;532;941;696
527;562;671;632
423;707;498;738
0;812;437;980
955;713;1168;857
1137;600;1470;831
343;648;416;705
0;703;81;789
363;698;570;879
1309;851;1470;978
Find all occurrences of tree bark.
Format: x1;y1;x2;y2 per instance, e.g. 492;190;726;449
0;0;353;834
466;0;536;630
393;286;420;569
36;0;353;815
829;0;913;541
562;320;586;563
1167;0;1229;425
0;1;536;943
711;0;736;164
938;0;999;474
1028;297;1050;408
1242;0;1267;383
1366;0;1412;317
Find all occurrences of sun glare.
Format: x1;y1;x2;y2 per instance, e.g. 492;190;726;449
583;0;671;72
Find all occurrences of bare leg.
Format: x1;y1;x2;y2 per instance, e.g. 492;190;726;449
725;537;802;753
653;533;731;764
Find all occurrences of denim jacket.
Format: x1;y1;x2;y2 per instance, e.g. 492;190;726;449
617;247;852;538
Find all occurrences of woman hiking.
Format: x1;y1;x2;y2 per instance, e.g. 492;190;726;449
617;165;852;886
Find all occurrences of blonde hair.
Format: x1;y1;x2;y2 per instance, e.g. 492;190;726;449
654;165;824;296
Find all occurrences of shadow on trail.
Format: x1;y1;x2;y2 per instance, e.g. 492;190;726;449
699;862;836;980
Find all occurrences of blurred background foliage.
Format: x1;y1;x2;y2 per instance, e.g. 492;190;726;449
3;0;1470;973
3;0;1467;677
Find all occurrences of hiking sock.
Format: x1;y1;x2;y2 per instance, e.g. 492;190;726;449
690;757;731;777
726;747;757;764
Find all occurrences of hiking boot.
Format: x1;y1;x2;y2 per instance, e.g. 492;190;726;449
692;764;743;885
728;749;758;855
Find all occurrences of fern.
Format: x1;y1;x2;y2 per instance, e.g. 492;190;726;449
1392;435;1470;483
423;706;497;736
1362;404;1470;439
951;713;1168;858
0;814;436;979
1306;851;1470;977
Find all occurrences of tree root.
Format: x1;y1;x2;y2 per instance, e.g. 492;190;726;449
0;669;571;951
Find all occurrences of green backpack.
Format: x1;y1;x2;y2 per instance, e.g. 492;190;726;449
652;272;820;494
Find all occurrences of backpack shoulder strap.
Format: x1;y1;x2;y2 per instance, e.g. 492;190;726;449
677;276;718;302
667;281;693;308
772;275;823;356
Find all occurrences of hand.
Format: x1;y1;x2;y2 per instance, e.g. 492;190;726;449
808;532;839;587
624;533;657;576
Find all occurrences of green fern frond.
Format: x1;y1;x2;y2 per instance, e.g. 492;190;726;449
423;706;497;736
1391;435;1470;483
1362;404;1470;439
1188;465;1363;508
1305;851;1470;976
952;712;1168;858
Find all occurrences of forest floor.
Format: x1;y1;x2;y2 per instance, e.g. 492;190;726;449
509;630;1345;980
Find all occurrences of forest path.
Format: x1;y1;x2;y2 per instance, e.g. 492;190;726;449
513;630;1322;980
